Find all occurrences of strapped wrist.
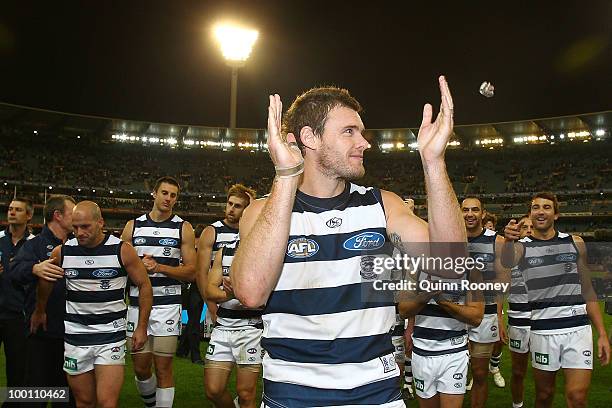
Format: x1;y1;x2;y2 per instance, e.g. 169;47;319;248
275;160;304;178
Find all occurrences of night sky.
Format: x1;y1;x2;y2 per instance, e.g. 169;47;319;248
1;1;611;129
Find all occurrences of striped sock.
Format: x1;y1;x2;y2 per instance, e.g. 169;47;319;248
135;375;156;407
403;356;413;387
490;352;502;369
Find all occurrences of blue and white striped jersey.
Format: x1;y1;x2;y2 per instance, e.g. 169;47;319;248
62;234;127;346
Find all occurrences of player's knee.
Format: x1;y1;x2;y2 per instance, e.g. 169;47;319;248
133;363;151;380
236;384;257;403
535;386;555;403
511;365;526;381
566;388;588;408
74;395;96;408
471;363;488;380
204;382;226;401
96;396;119;408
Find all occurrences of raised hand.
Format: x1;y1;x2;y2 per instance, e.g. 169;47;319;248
267;94;304;173
504;219;523;241
417;76;454;162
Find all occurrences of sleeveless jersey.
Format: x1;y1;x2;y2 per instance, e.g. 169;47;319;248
62;235;127;346
507;265;530;327
261;183;401;407
519;231;588;334
467;228;499;315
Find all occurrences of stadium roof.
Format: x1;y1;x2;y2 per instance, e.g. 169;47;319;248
0;102;610;148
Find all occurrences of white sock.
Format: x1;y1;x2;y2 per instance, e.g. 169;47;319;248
512;402;523;408
135;375;156;407
156;387;175;408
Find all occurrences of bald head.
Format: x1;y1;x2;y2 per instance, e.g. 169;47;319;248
73;201;102;222
72;201;105;247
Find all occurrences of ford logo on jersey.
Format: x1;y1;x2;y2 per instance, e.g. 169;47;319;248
527;257;544;266
343;232;385;251
287;238;319;258
159;238;178;246
64;269;79;278
134;237;147;245
555;253;577;262
92;269;118;278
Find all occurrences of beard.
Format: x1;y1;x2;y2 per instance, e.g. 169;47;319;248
317;144;365;181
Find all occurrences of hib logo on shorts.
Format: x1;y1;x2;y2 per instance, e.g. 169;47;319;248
343;232;385;251
287;238;319;259
134;237;147;245
64;357;77;371
206;344;215;355
527;257;544;266
414;378;424;392
159;238;178;246
555;253;577;262
510;339;522;349
92;269;118;278
64;269;79;278
127;321;135;333
535;352;549;365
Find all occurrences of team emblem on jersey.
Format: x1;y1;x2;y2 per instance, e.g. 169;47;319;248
343;232;385;251
286;238;319;259
163;247;172;256
379;354;396;373
64;269;79;278
556;253;576;262
99;279;111;290
359;255;377;280
527;257;543;266
159;238;178;246
85;259;94;265
326;217;342;228
134;237;147;245
450;335;465;346
92;269;118;278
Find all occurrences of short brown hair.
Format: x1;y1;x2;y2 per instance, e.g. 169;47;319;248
483;212;497;226
154;176;181;194
531;191;559;214
282;86;362;154
12;197;34;216
227;184;256;206
44;195;76;222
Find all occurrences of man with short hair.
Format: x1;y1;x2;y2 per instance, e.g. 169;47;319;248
232;77;466;406
0;197;34;397
507;215;533;408
502;192;610;408
461;197;508;408
196;184;258;407
10;194;76;407
31;201;153;408
121;176;196;408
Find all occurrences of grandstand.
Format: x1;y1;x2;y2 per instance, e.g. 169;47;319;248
0;102;610;235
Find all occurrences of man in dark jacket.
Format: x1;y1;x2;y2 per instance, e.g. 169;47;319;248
9;195;75;407
0;197;34;400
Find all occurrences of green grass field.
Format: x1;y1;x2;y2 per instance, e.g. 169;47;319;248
1;305;611;407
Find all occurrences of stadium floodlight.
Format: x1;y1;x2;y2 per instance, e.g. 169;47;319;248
214;23;259;129
595;129;605;137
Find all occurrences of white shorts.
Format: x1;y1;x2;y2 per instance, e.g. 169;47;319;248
206;327;263;365
127;304;181;337
392;336;405;363
412;350;469;399
530;326;593;372
508;325;530;354
64;339;126;375
468;313;498;343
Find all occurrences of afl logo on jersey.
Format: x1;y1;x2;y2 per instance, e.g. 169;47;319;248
159;238;178;246
134;237;146;245
287;238;319;259
555;253;576;262
527;257;544;266
64;269;79;278
92;269;118;278
343;232;385;251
